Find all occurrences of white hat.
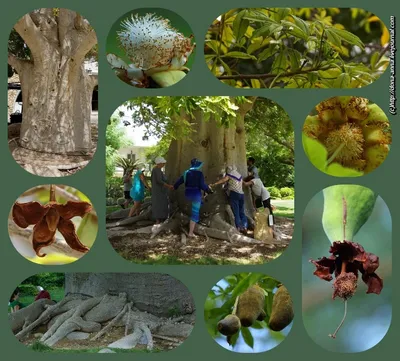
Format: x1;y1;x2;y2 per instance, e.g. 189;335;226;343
155;156;167;164
37;286;44;292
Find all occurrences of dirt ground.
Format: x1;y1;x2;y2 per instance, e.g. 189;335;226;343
22;326;183;351
108;217;294;264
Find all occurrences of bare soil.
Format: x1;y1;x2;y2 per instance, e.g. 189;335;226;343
108;217;294;265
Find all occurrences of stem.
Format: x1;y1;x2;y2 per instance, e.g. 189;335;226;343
325;143;345;167
342;196;347;240
232;296;239;315
49;185;56;202
329;300;347;339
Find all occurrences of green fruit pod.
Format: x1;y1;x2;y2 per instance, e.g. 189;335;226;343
322;185;377;242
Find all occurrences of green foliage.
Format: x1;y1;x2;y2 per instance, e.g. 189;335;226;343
245;98;294;187
18;284;37;296
205;8;389;88
124;96;249;139
267;186;281;199
204;273;282;350
280;187;294;198
144;137;171;163
106;176;124;200
115;156;140;174
106;116;132;178
168;306;181;318
21;273;65;289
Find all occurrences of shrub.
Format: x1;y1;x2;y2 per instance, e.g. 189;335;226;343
267;186;281;199
106;197;116;206
18;284;37;296
106;176;124;200
280;187;294;198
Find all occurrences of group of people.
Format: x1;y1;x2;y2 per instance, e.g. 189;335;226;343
9;286;51;313
122;156;273;237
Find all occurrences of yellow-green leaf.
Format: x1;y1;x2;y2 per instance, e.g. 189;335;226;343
222;52;256;60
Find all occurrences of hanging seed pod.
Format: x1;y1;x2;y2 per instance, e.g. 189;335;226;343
217;314;241;336
268;285;294;332
236;285;266;327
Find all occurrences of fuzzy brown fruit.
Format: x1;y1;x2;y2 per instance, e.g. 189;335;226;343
236;285;266;327
217;314;241;336
268;285;294;332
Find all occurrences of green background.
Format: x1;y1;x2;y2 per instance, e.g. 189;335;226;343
1;0;397;358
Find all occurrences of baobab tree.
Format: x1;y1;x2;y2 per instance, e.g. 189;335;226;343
8;8;98;154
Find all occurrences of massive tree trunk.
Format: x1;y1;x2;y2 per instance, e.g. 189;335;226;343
8;8;97;154
165;99;256;222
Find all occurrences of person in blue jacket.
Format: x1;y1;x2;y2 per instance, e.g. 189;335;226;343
174;158;213;237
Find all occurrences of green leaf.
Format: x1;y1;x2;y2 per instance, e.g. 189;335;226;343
243;10;273;23
287;49;301;71
276;8;291;21
247;39;264;54
322;185;377;242
271;52;288;74
227;331;239;347
333;72;350;88
325;162;364;177
302;135;328;170
222;51;257;60
241;328;254;349
252;23;283;39
329;27;365;49
292;15;310;37
233;10;249;42
205;40;221;54
281;20;308;40
257;46;277;63
370;51;380;69
325;28;342;48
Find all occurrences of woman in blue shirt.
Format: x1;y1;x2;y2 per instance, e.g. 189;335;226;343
174;158;212;237
129;166;151;217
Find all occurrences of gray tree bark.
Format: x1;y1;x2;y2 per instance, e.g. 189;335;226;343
8;9;97;154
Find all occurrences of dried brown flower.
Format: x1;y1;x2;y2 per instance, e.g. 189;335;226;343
12;199;92;257
310;240;383;299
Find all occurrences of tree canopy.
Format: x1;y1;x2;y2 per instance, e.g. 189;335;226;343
117;96;294;187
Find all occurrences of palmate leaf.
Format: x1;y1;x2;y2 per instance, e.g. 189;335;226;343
329;27;365;49
252;23;283;39
233;10;249;42
333;72;351;88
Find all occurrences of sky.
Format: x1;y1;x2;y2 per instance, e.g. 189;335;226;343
114;105;159;147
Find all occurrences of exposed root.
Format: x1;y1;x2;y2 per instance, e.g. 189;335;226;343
111;208;151;228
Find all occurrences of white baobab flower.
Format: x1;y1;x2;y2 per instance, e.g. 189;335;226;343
107;13;195;88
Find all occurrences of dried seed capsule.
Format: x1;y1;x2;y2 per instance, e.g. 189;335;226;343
236;285;266;327
268;285;294;332
217;314;241;336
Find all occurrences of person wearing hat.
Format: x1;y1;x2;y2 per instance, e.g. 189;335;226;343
174;158;213;237
151;156;174;224
34;286;51;301
210;165;248;234
129;165;151;217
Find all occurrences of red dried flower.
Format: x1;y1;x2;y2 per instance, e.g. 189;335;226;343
12;200;92;257
310;240;383;299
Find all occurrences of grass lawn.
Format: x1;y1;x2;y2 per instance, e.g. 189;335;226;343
273;206;294;218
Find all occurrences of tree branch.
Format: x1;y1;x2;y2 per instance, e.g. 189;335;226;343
73;29;97;64
277;158;294;166
8;54;32;74
14;13;48;65
217;65;334;81
265;133;294;154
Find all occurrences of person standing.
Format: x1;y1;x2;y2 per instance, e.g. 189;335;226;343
151;157;174;224
210;165;248;234
174;158;213;237
129;167;151;217
9;288;24;313
247;157;259;178
243;176;273;215
34;286;51;301
122;169;133;209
